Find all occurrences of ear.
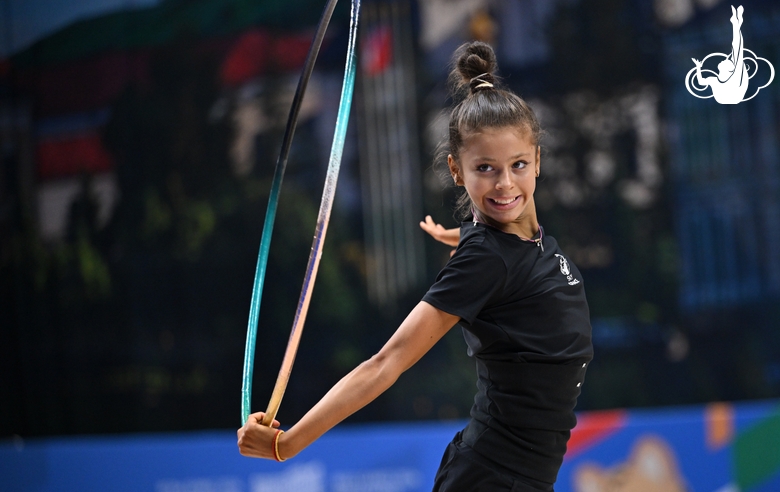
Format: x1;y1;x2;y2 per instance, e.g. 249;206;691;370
535;146;541;178
448;155;464;186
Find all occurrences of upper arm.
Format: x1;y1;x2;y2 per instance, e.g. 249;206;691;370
373;301;460;375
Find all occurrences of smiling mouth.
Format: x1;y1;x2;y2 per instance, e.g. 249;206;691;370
489;196;520;206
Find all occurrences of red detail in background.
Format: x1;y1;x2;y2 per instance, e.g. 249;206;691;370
362;25;392;76
220;29;314;87
37;133;115;180
566;409;628;458
271;32;316;72
220;30;272;86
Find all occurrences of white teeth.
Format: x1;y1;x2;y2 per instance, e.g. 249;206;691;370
492;197;517;205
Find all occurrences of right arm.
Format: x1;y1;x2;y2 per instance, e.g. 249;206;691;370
237;301;460;460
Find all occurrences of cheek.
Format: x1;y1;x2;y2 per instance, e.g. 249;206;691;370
462;175;489;195
521;173;537;193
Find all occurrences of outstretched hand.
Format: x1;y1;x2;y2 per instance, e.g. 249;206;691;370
419;215;460;248
691;58;702;67
237;412;283;460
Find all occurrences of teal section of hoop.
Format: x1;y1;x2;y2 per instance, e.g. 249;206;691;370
240;0;339;425
241;0;360;425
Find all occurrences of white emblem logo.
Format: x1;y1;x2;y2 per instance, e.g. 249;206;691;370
555;254;580;286
684;5;774;104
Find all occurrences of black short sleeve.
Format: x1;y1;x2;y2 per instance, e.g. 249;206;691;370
422;233;506;325
421;222;593;485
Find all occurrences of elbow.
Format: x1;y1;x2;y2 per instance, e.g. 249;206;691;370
360;352;403;389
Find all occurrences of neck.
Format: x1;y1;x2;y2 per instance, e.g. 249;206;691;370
475;199;540;240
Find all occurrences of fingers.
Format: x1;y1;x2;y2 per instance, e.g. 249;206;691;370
420;216;445;240
420;215;435;229
419;215;440;236
420;215;460;247
426;215;445;233
237;414;283;459
247;412;280;428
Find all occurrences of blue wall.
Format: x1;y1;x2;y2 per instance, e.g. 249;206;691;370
2;400;780;492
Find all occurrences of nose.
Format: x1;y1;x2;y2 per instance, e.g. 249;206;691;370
496;168;513;190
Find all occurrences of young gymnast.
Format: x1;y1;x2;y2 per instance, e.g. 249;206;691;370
238;41;593;492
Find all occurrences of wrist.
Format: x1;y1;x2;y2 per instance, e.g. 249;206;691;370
277;429;298;461
271;429;286;462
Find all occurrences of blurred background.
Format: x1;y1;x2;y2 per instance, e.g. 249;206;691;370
1;0;779;487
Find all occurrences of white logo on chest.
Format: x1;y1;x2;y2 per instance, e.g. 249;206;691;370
555;254;580;286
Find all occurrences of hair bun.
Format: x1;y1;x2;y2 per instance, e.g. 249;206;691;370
452;42;498;95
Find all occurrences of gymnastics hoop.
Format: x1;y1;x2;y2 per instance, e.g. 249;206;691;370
240;0;339;426
241;0;361;426
260;0;360;427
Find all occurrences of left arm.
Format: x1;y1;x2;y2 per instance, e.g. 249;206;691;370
420;215;460;247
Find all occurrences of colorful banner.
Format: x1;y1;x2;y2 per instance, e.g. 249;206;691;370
1;400;778;491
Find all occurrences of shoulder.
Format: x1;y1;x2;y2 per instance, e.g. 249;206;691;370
432;223;507;282
455;223;504;263
424;224;511;321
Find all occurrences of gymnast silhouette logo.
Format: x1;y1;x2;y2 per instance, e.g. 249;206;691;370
685;5;774;104
555;254;580;286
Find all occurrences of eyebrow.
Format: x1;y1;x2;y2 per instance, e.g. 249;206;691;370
474;153;532;162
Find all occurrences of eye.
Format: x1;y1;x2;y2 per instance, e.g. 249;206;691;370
476;164;493;172
513;160;528;169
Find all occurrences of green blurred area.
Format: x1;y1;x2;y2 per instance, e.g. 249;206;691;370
2;0;779;438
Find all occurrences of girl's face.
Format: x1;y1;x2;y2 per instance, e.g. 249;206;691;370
449;126;540;237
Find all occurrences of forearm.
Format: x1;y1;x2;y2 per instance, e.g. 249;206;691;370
277;302;457;459
236;360;400;461
279;354;400;459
